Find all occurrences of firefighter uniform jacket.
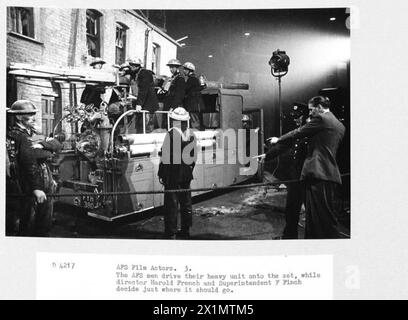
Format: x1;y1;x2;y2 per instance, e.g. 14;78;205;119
80;84;105;108
163;72;186;111
266;137;308;181
7;126;62;194
158;127;197;185
133;68;159;112
7;126;44;194
184;73;205;113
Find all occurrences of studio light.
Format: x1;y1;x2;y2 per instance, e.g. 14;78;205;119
268;49;290;75
268;49;290;136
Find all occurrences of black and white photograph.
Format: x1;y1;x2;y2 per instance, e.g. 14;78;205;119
5;7;350;240
1;0;408;303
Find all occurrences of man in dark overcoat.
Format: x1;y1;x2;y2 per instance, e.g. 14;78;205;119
269;96;345;238
7;100;62;236
182;62;205;130
158;107;197;239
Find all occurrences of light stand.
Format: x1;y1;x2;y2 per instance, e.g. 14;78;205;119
269;49;290;136
275;73;284;136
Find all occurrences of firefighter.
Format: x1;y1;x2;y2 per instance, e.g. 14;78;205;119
182;62;205;130
80;57;106;110
6;100;62;237
265;104;309;239
158;107;197;239
125;57;159;133
162;59;186;128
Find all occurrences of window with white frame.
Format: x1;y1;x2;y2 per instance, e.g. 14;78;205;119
10;7;35;38
86;9;102;58
152;43;161;74
115;22;128;65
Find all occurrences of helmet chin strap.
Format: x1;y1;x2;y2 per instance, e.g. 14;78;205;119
16;120;35;135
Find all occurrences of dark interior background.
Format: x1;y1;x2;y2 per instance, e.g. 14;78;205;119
163;8;350;140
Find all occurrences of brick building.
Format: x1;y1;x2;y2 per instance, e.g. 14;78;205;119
6;7;179;136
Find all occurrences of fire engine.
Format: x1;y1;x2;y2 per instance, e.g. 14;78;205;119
8;64;264;221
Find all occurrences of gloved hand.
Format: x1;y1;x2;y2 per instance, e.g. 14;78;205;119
39;138;63;152
135;105;142;112
253;153;266;160
267;137;279;144
33;189;47;204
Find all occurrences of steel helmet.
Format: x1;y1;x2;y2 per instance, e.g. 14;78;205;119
8;100;39;114
169;107;190;121
127;57;143;66
183;62;195;71
166;59;182;67
242;114;251;122
118;61;131;72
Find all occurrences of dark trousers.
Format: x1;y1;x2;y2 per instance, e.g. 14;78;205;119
282;181;304;239
19;198;53;237
190;113;203;130
163;182;193;236
135;113;158;133
305;179;340;239
6;198;21;236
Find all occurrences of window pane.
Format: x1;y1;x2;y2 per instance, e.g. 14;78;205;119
86;10;101;57
115;24;126;65
42;119;48;135
87;37;97;57
21;10;30;36
152;44;160;74
14;7;33;37
41;99;48;114
116;47;124;65
86;18;92;34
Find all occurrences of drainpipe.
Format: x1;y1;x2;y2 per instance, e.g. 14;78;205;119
69;8;80;67
144;28;151;68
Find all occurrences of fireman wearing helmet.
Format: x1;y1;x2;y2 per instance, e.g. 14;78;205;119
161;59;186;128
6;100;62;236
123;57;159;132
263;103;309;239
182;62;205;130
158;107;197;239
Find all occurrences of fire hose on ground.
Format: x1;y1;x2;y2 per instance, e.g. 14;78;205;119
7;173;350;198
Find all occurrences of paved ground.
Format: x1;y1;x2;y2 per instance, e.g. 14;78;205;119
50;182;349;240
50;185;308;240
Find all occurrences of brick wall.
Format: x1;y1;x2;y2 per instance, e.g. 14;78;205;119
7;8;178;137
